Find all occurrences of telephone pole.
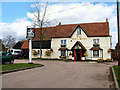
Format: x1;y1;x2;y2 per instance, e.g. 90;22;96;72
117;0;120;66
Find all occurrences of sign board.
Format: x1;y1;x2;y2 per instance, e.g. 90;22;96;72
26;28;35;39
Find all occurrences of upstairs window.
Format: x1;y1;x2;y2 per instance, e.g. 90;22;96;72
61;40;66;45
77;28;81;35
93;39;99;44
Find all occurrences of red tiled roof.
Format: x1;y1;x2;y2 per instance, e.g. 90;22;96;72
33;22;109;41
21;21;110;49
21;40;29;49
58;48;69;50
90;47;103;50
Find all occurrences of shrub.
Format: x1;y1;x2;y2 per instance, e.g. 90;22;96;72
105;58;112;62
97;58;104;63
69;52;72;55
45;50;52;56
32;50;37;56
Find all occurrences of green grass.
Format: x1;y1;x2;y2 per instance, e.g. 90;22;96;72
113;65;120;87
0;63;43;71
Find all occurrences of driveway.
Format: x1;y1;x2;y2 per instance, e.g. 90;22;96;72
2;59;117;88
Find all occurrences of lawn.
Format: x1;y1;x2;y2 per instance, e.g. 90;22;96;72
0;63;43;71
113;65;120;87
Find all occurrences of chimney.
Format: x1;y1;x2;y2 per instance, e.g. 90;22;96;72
58;22;61;25
106;18;108;22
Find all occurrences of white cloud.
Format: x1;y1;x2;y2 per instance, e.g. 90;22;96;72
1;2;118;48
26;2;118;48
27;3;117;26
110;31;118;49
0;18;32;41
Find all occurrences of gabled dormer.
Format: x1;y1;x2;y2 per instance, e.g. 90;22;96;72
70;25;88;38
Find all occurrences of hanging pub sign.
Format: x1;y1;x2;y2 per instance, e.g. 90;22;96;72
26;27;35;39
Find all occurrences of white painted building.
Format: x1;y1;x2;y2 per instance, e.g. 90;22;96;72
21;19;111;61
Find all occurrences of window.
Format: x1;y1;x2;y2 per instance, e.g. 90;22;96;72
64;40;66;45
38;50;42;55
93;50;99;57
77;28;81;35
93;39;99;44
61;50;66;56
61;40;63;45
61;40;66;45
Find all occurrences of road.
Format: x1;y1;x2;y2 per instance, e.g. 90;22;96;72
2;60;117;88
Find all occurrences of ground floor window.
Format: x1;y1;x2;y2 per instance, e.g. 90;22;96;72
61;50;66;56
93;50;99;57
38;50;42;55
59;50;68;58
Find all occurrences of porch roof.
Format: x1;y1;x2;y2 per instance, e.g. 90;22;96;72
58;48;69;50
90;47;103;50
71;41;86;50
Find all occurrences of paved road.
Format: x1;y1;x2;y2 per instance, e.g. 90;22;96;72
2;60;117;88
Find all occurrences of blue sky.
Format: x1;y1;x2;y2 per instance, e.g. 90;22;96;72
2;2;34;23
0;1;118;48
2;2;117;23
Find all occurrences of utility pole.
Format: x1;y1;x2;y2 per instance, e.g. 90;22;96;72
117;0;120;66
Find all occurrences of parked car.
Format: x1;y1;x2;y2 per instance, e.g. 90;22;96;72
8;49;22;59
0;52;14;64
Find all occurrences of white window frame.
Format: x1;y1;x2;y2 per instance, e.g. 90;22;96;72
61;40;66;45
93;50;99;58
77;28;81;35
38;50;42;55
60;50;68;57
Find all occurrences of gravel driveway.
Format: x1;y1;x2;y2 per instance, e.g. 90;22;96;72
2;59;117;88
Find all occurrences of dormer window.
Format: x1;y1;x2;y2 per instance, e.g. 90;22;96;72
77;28;81;35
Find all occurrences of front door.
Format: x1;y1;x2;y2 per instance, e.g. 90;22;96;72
76;50;80;61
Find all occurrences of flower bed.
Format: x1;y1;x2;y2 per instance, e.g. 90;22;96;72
97;58;112;63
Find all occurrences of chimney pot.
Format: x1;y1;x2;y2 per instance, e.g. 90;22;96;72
106;18;108;22
58;22;61;25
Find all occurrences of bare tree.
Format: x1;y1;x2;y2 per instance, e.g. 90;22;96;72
28;2;51;58
2;35;16;48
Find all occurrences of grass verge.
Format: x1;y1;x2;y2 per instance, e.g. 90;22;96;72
113;65;120;87
0;63;43;71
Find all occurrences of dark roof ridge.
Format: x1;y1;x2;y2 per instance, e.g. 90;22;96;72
55;21;108;26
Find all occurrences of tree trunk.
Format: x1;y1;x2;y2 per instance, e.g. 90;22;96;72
40;27;42;58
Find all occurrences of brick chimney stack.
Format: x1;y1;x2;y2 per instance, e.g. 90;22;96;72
106;18;108;22
58;22;61;25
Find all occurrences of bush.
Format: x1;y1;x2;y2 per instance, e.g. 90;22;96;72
97;58;112;63
97;58;104;63
105;58;112;62
32;50;37;56
45;50;52;56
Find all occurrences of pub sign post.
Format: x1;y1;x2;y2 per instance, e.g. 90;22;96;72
26;27;35;64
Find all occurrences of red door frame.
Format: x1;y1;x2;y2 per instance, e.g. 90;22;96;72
80;50;82;61
74;49;82;61
74;50;76;62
